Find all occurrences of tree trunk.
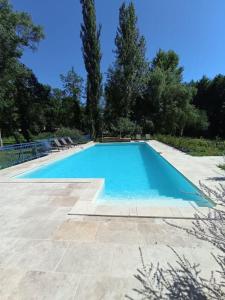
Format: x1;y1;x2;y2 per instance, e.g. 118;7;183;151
0;128;3;147
180;127;184;137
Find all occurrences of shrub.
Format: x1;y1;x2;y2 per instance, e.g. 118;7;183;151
34;127;84;142
2;133;26;145
153;134;225;156
111;118;142;137
3;128;86;145
54;127;83;140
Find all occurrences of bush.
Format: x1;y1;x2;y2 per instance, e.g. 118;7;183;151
111;118;142;137
34;127;84;142
153;134;225;156
2;133;26;145
54;127;83;140
2;128;86;145
219;164;225;171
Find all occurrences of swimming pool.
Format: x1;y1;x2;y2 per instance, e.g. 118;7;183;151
20;142;212;207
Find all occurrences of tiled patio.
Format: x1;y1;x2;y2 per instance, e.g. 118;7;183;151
0;141;224;299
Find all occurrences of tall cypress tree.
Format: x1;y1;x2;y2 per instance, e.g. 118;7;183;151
80;0;102;139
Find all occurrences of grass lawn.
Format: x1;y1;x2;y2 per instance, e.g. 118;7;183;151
0;145;49;170
2;136;26;145
0;148;36;169
153;134;225;156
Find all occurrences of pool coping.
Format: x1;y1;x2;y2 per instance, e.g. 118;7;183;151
0;140;224;219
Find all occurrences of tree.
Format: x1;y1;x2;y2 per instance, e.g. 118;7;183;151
152;49;183;82
80;0;102;139
184;106;209;137
13;64;51;141
111;117;140;137
60;67;83;100
105;2;149;124
104;67;124;124
45;88;64;132
0;0;44;143
60;68;84;130
0;0;43;78
142;50;207;136
193;75;225;138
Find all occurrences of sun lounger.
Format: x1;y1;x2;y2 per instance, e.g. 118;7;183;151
51;138;66;150
59;137;72;148
66;137;78;147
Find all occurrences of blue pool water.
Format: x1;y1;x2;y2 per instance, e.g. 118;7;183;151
20;143;212;207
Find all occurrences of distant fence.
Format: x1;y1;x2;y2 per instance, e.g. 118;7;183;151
0;140;51;170
0;135;91;170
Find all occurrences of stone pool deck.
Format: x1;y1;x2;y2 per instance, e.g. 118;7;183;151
0;141;224;299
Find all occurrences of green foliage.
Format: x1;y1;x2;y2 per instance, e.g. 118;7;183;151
141;119;154;134
141;50;206;136
59;68;84;130
154;134;225;156
105;2;149;123
0;62;51;141
3;127;85;146
193;75;225;138
45;80;85;133
105;41;209;138
2;133;25;145
60;67;83;100
0;2;85;143
44;88;64;132
152;49;183;81
185;108;209;136
0;0;224;145
80;0;102;139
219;164;225;171
13;65;51;140
0;0;44;140
111;117;140;137
53;127;83;140
34;127;83;141
0;63;85;142
0;0;44;77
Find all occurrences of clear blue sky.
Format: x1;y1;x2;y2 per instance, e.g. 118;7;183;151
11;0;225;88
